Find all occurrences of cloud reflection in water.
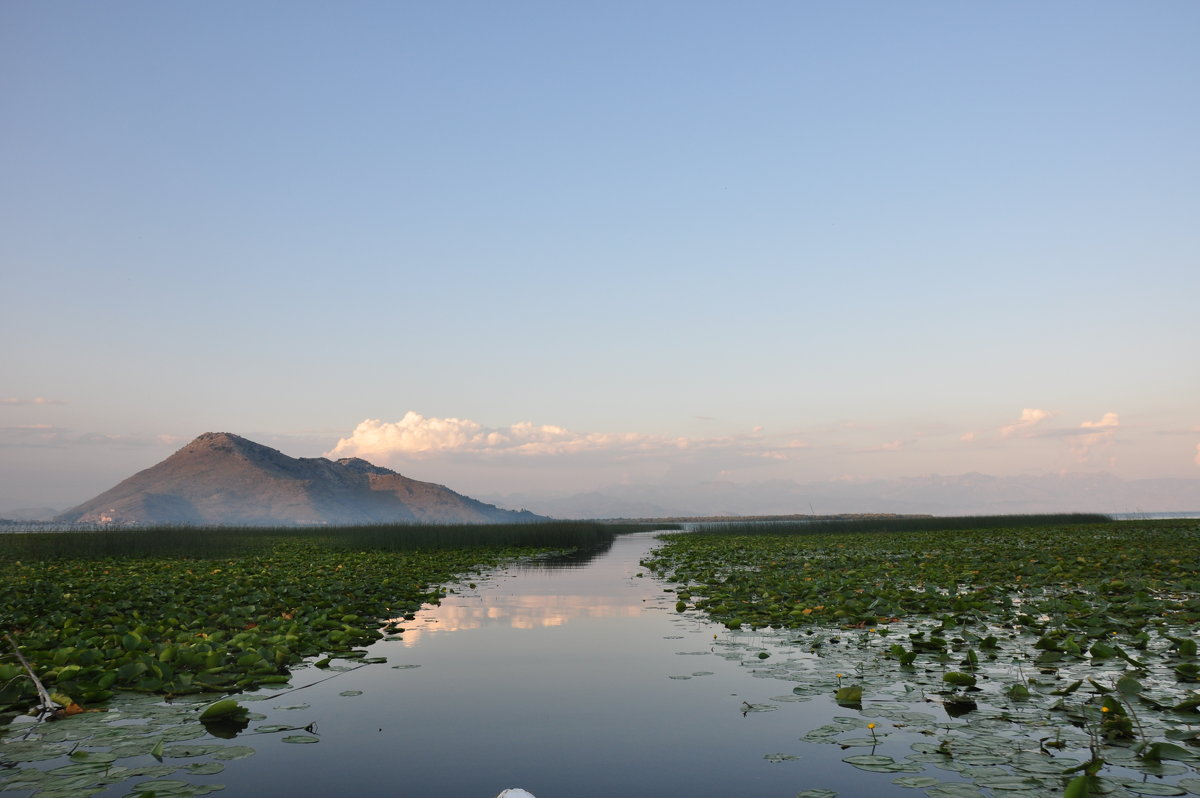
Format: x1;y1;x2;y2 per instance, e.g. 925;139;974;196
394;594;642;645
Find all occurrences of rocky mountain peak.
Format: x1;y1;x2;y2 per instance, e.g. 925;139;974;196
55;432;546;526
335;457;396;476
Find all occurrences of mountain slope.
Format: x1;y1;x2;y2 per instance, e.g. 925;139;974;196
56;432;546;525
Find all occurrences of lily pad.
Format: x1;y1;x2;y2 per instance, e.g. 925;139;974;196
923;784;987;797
842;754;920;773
892;775;940;788
1177;778;1200;796
211;745;256;761
764;753;800;762
185;762;226;775
127;779;199;796
974;774;1044;791
0;740;70;762
164;743;225;758
123;764;179;778
1123;785;1187;796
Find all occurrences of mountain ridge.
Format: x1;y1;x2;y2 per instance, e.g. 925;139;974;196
56;432;546;526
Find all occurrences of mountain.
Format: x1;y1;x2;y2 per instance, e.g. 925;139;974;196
56;432;547;526
0;507;60;522
482;472;1200;519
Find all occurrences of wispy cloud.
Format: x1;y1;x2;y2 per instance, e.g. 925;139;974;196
0;427;179;448
1;397;67;406
1069;412;1120;464
859;439;912;453
1156;425;1200;437
1000;408;1051;437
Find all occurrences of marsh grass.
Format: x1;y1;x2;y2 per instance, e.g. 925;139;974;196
690;512;1112;536
0;520;663;560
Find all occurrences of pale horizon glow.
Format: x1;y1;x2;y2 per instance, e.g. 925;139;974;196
2;2;1197;514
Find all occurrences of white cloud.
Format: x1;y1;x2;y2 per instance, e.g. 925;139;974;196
1000;408;1051;437
1071;412;1120;463
1081;412;1120;431
325;412;714;462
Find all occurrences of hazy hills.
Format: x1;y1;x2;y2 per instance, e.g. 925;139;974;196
482;472;1200;519
55;432;546;526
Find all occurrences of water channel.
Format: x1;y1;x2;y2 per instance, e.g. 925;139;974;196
222;530;877;797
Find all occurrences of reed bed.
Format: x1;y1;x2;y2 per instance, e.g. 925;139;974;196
0;520;663;561
689;512;1112;537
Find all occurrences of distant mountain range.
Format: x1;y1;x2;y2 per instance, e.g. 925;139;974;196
482;472;1200;519
54;432;546;526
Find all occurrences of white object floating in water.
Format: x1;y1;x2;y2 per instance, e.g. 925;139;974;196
496;790;536;798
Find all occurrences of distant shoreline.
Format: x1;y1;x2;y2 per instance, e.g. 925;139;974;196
600;511;1200;524
594;512;932;524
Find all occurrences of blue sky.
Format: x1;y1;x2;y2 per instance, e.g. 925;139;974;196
3;1;1198;511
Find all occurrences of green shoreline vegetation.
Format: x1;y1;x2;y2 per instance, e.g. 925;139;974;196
0;521;660;715
642;516;1200;796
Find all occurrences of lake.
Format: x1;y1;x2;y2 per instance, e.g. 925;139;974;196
6;528;1184;797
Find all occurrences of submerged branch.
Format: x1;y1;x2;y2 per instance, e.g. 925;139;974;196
4;633;62;721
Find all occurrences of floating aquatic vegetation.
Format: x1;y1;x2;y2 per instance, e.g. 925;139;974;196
0;522;648;716
763;752;800;762
644;518;1200;796
0;686;260;796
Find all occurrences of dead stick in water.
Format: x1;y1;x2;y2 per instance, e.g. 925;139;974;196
4;633;62;720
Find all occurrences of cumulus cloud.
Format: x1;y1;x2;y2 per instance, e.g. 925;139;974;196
1;397;66;406
1080;412;1119;431
1070;412;1120;463
325;412;708;462
1000;408;1051;437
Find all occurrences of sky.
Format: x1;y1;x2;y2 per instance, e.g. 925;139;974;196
2;1;1198;513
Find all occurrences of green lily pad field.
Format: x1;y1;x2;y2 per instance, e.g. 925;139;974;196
644;517;1200;796
0;521;650;713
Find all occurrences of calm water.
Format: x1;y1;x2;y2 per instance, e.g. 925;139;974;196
5;532;974;797
194;532;917;797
